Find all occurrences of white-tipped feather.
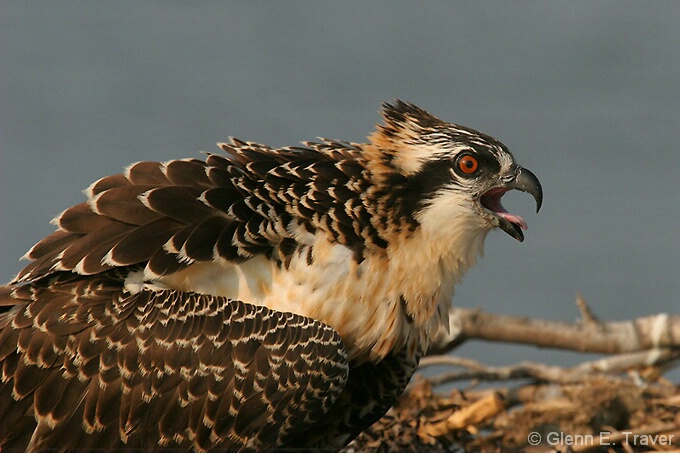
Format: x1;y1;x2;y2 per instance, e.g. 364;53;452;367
86;190;104;215
122;161;141;180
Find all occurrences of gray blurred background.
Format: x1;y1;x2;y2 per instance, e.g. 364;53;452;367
2;2;678;381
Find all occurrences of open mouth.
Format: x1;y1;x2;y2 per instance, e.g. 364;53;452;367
480;187;528;241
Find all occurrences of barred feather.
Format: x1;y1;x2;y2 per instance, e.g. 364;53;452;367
0;281;360;451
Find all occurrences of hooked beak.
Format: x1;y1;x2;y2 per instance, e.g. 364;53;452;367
480;166;543;242
510;167;543;213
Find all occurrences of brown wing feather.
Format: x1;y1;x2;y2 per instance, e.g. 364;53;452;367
106;217;184;267
12;139;375;285
91;184;160;225
0;279;349;452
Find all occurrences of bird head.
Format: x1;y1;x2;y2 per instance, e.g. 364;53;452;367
367;100;542;242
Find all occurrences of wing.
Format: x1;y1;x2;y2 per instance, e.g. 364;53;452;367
12;139;375;285
0;278;348;452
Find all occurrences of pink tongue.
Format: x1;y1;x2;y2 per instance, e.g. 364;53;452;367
499;212;528;230
495;199;528;230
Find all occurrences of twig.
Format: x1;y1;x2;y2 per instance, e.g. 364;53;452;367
575;293;600;325
420;348;680;386
418;393;504;441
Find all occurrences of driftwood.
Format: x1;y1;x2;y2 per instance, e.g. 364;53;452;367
344;296;680;452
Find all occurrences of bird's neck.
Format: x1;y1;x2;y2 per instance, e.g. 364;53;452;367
382;216;489;357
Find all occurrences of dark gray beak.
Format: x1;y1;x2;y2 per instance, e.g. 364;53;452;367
511;166;543;213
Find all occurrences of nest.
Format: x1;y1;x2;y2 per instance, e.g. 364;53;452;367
344;373;680;452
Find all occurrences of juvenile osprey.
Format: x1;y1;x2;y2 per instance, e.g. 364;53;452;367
0;101;541;451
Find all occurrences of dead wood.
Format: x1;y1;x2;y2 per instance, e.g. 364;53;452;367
429;298;680;355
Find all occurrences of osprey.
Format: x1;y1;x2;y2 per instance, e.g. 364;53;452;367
0;101;542;451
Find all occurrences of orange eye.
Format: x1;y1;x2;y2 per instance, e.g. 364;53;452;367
458;154;479;174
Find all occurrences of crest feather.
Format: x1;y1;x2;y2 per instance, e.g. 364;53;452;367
379;100;443;137
365;100;447;178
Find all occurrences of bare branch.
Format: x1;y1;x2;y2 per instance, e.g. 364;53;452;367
429;304;680;356
420;348;680;387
